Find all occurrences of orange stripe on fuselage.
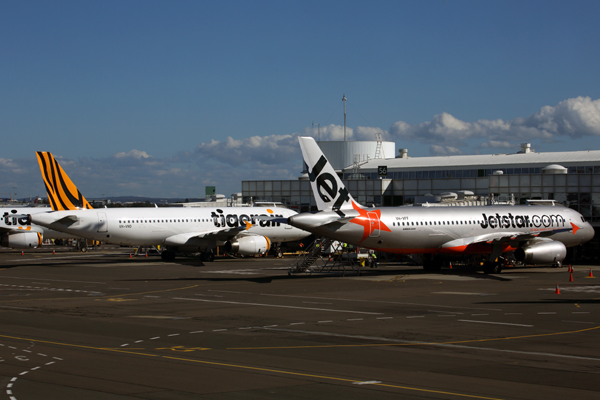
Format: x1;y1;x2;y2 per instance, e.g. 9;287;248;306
376;243;516;255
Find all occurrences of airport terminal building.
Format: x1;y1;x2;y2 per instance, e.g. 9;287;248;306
242;141;600;225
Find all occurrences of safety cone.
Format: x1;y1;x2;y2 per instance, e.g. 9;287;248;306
129;253;132;258
52;249;55;255
569;272;573;282
449;262;453;269
588;269;595;278
145;253;148;257
568;264;572;273
555;284;561;294
21;250;24;256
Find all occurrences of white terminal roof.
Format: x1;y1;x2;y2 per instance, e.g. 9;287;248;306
351;150;600;171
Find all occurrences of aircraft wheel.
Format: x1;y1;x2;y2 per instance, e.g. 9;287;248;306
161;250;176;261
483;261;502;274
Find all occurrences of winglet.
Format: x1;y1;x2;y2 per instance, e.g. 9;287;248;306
36;152;93;211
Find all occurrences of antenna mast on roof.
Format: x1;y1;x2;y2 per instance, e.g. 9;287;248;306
342;94;347;141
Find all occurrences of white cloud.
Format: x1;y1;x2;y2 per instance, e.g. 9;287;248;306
430;145;463;156
479;140;514;150
390;96;600;150
114;149;151;159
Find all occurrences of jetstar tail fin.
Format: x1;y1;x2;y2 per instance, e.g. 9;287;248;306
298;137;358;214
36;152;93;211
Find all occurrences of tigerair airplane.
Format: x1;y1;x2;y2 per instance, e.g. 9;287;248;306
30;152;310;261
1;207;74;249
277;137;594;273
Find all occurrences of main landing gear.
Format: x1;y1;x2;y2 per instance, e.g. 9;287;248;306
482;260;503;274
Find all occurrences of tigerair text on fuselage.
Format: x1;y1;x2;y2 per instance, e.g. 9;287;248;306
210;209;283;228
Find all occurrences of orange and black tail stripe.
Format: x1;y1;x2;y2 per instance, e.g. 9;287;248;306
36;152;93;211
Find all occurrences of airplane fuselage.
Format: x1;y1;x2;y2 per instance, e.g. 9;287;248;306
289;204;594;254
32;206;309;251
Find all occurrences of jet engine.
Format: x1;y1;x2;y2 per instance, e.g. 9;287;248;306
1;232;42;249
225;236;271;256
514;241;567;265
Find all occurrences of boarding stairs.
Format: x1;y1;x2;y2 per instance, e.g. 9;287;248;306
289;238;363;276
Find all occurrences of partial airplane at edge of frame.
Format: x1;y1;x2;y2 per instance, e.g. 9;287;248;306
30;152;310;261
279;137;594;273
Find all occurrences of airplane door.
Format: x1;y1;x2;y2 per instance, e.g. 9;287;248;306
97;212;108;232
367;212;380;237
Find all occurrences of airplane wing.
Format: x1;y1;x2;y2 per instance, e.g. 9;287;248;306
440;226;575;250
163;226;246;246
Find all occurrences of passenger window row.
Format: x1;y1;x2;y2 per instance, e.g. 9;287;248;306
391;220;481;227
118;219;211;224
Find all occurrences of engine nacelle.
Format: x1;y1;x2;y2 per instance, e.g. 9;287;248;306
514;241;567;265
225;236;271;256
1;232;42;249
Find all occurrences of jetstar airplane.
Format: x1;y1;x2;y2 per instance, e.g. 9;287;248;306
278;137;594;273
1;207;74;249
29;152;310;261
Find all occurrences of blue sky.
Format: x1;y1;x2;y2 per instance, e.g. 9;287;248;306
2;0;600;199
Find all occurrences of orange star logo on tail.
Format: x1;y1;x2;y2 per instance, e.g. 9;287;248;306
349;201;391;243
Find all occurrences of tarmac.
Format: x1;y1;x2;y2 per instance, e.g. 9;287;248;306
0;245;599;399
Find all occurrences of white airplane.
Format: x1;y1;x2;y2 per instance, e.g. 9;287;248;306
30;152;310;261
278;137;594;273
1;207;74;249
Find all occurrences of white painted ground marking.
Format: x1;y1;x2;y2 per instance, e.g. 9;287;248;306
18;372;28;376
290;322;305;325
318;320;333;323
429;310;463;314
471;314;489;316
538;312;556;315
30;367;39;371
437;315;456;317
562;320;595;324
504;313;522;315
172;297;383;315
134;340;143;343
406;316;424;318
212;329;227;332
190;331;204;334
168;333;180;337
347;318;363;321
377;317;393;320
238;327;252;330
266;326;600;362
353;380;382;385
149;337;160;340
459;319;533;327
572;312;590;314
120;344;129;347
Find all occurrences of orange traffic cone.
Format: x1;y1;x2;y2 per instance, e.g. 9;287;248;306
21;250;24;256
129;253;132;258
589;269;594;278
569;272;573;282
555;284;561;294
568;264;572;273
145;253;148;257
449;262;453;269
52;249;55;255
